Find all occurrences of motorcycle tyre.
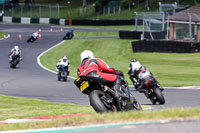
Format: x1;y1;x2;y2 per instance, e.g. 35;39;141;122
154;87;165;104
57;74;61;81
150;96;156;104
27;37;35;43
11;60;17;68
89;90;110;113
132;97;142;110
63;77;67;81
61;71;67;81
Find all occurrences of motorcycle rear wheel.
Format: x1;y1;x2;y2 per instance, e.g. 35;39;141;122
10;60;17;68
89;90;116;113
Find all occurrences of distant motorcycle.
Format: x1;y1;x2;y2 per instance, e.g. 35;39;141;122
57;65;69;81
134;70;165;105
27;32;39;43
27;36;37;43
10;55;20;68
63;31;74;40
74;74;142;113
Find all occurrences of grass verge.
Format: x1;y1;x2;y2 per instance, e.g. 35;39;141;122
0;95;200;131
0;32;8;39
40;31;200;87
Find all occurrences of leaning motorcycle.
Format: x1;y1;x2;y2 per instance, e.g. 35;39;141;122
134;70;165;105
74;75;142;113
63;33;74;40
10;55;20;68
57;65;69;81
27;36;37;43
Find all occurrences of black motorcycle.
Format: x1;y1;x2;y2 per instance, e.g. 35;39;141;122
10;55;20;68
74;75;142;113
57;65;69;81
27;36;38;43
134;70;165;105
63;32;74;40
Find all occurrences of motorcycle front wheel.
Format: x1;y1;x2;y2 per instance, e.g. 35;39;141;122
89;90;116;113
132;97;142;110
154;87;165;104
11;60;17;68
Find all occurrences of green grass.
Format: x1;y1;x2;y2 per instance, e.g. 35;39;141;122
40;30;200;87
0;32;7;39
75;31;118;37
0;95;95;121
1;95;200;131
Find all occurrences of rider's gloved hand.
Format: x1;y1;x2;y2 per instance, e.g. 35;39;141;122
117;70;124;77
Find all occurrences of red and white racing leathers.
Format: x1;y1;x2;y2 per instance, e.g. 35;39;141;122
77;58;118;85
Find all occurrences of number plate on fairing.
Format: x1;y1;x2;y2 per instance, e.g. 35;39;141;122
80;81;89;92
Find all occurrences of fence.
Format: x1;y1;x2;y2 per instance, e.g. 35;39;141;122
0;2;138;19
135;12;165;40
0;3;60;18
159;2;189;16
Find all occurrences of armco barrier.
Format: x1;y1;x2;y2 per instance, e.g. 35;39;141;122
132;40;200;53
119;30;166;40
0;16;142;26
71;19;140;26
12;17;21;23
31;18;39;24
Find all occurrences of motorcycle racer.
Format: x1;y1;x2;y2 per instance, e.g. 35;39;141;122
128;58;142;85
9;45;22;61
32;32;39;40
56;56;70;75
77;50;124;100
128;58;163;92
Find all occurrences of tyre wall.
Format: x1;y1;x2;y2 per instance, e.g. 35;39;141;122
119;30;166;40
132;40;200;53
0;16;142;26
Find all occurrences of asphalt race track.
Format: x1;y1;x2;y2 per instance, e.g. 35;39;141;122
0;23;200;110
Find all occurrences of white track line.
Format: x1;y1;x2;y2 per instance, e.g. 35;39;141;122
37;40;76;79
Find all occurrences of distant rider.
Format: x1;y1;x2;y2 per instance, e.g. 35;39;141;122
128;58;142;86
9;45;22;61
56;56;70;75
32;32;39;40
128;58;162;91
66;30;74;39
77;50;124;100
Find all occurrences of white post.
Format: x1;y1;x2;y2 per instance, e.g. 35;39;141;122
39;4;41;18
30;4;32;18
49;4;51;18
57;4;59;18
189;14;192;40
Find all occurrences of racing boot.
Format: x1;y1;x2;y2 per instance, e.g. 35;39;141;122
113;77;127;100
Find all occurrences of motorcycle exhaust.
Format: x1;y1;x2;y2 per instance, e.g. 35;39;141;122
103;86;122;111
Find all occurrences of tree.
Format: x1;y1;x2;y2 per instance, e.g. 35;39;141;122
144;0;150;11
82;0;87;8
193;0;198;5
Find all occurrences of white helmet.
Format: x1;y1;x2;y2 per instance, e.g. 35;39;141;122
80;50;94;62
33;32;38;37
131;61;142;72
14;46;19;50
63;56;67;60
